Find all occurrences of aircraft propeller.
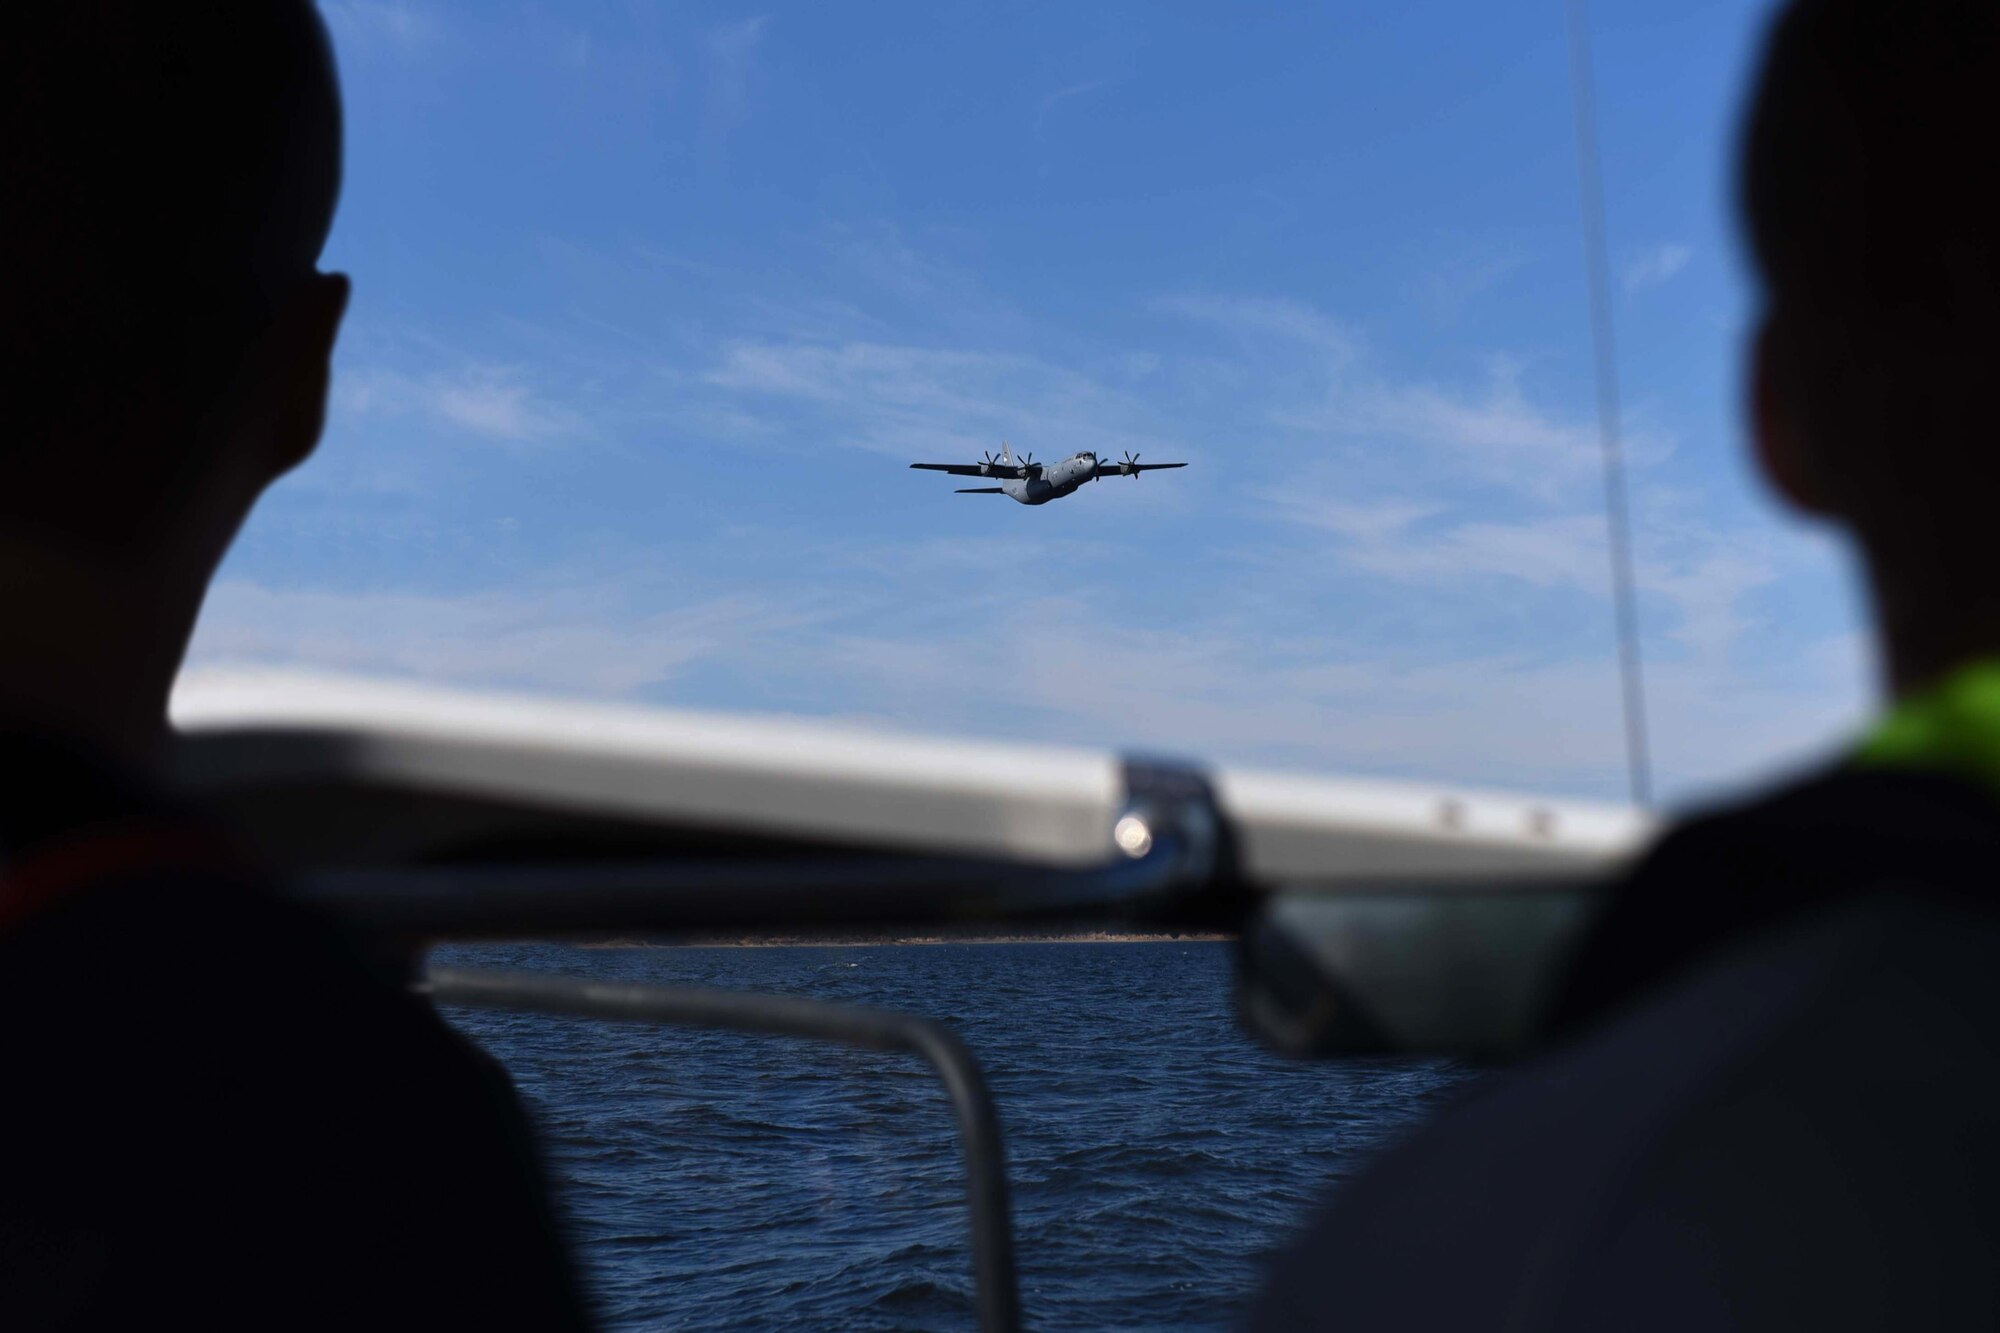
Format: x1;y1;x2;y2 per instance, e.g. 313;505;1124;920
1119;449;1143;477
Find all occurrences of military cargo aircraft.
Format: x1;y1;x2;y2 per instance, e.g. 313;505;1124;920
910;443;1186;505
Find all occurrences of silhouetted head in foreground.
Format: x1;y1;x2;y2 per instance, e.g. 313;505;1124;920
0;2;346;761
1744;0;2000;697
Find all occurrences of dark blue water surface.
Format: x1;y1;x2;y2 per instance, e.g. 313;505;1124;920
434;941;1475;1331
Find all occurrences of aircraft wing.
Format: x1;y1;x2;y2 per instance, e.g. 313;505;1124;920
1095;461;1187;478
910;462;1024;479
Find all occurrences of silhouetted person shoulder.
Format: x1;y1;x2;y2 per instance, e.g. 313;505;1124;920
0;5;591;1328
1249;3;2000;1328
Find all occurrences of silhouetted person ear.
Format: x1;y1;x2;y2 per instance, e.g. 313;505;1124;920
1748;315;1833;520
220;272;353;492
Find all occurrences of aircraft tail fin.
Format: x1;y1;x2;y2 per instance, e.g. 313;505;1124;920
1000;441;1013;464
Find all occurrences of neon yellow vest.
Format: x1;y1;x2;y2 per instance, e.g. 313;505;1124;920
1854;659;2000;790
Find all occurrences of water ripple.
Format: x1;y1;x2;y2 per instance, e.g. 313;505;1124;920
436;941;1475;1331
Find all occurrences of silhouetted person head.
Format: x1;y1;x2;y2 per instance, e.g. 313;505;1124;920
0;1;346;760
1744;0;2000;696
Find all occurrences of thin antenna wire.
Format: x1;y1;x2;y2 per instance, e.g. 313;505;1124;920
1564;0;1654;808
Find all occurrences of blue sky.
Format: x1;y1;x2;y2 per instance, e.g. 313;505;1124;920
188;0;1874;805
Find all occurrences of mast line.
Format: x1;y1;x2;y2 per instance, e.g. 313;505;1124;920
1565;0;1654;808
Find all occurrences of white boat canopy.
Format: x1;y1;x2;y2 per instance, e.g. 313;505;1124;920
170;668;1650;886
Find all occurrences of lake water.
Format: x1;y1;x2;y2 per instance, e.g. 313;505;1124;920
435;941;1476;1331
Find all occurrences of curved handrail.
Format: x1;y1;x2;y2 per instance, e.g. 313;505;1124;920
424;966;1022;1333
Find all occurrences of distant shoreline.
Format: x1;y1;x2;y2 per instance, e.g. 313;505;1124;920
577;932;1235;949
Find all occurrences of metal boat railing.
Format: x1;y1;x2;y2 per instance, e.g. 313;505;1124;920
424;968;1023;1333
314;760;1236;1333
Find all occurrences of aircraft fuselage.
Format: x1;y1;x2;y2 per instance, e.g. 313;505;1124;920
1001;453;1099;505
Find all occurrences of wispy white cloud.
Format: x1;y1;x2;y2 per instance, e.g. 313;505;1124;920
189;579;820;696
1290;356;1618;497
429;378;550;439
335;366;580;443
1253;492;1444;545
701;16;770;157
1364;514;1610;593
1256;475;1788;683
1258;488;1607;595
1158;296;1649;498
320;0;440;58
809;223;1034;343
1634;539;1779;666
1036;78;1110;131
1154;294;1359;362
797;602;1865;798
1623;242;1693;294
702;339;1164;463
709;16;770;63
1418;245;1531;324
